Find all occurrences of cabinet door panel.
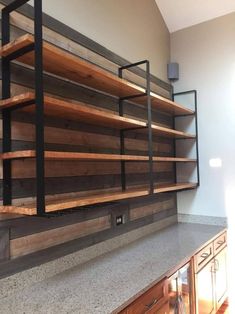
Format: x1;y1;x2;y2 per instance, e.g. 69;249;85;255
215;247;227;310
196;260;215;314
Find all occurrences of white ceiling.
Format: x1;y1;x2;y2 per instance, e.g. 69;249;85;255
155;0;235;33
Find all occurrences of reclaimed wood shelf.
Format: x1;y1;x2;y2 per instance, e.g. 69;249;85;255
1;150;149;161
0;92;146;130
0;34;194;116
0;93;196;139
151;124;195;139
0;183;197;216
1;150;197;163
154;182;197;193
0;188;150;216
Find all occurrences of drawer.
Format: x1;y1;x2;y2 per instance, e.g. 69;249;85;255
195;242;213;273
146;301;169;314
214;232;227;255
122;278;168;314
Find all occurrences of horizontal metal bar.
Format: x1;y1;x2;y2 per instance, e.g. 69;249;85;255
119;60;148;71
1;99;35;112
173;90;196;96
120;92;147;101
2;0;30;13
122;126;147;132
3;43;35;62
175;113;195;118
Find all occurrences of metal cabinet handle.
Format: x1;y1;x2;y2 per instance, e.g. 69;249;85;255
145;298;160;310
217;240;224;245
201;252;210;258
214;259;220;271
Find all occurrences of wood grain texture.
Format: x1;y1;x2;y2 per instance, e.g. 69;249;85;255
0;187;150;215
10;215;110;258
0;34;192;115
130;198;175;221
0;229;9;261
3;121;172;154
154;182;197;193
151;124;196;139
0;183;196;216
0;92;146;129
9;160;173;179
1;150;150;161
1;150;196;163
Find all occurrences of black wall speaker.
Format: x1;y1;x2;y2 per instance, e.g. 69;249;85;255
167;62;179;81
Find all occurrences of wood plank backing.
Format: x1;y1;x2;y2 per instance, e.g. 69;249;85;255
1;150;149;161
0;34;193;115
4;121;172;154
0;92;146;129
10;215;110;258
6;160;174;179
130;198;175;221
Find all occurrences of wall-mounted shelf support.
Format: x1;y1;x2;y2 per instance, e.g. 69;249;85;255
1;0;45;215
118;60;153;194
173;90;200;187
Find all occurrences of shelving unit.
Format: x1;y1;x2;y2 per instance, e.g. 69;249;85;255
0;0;199;216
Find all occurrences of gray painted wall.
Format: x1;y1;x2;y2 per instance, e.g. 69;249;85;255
171;13;235;219
29;0;170;81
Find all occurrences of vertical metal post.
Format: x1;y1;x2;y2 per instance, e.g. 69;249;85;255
146;61;154;194
2;9;12;205
194;90;200;186
34;0;45;215
118;69;126;191
172;89;177;184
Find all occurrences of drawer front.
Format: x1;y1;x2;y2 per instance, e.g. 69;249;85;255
124;279;168;314
214;232;227;255
146;301;169;314
195;242;213;273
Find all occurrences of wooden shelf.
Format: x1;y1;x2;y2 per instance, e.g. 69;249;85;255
1;150;197;163
0;183;197;216
1;150;149;161
153;157;196;162
0;92;146;130
0;34;194;116
0;93;196;139
151;124;196;139
0;188;150;216
154;182;197;193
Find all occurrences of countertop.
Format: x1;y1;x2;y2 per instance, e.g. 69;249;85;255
0;223;225;314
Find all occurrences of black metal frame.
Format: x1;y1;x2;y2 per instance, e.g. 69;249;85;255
1;0;45;215
173;89;200;187
118;60;154;194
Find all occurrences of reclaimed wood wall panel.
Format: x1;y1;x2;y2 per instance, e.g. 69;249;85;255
0;229;9;261
10;215;111;258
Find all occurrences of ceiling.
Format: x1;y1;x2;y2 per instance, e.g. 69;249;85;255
155;0;235;33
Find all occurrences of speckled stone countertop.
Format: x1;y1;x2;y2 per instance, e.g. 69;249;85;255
0;223;225;314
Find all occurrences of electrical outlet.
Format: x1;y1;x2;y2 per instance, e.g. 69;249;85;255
116;215;124;226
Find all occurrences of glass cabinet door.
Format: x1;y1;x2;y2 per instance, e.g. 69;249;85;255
168;263;191;314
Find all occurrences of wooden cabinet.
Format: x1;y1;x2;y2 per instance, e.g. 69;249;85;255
118;231;227;314
194;232;227;314
119;278;168;314
214;247;227;310
196;260;215;314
